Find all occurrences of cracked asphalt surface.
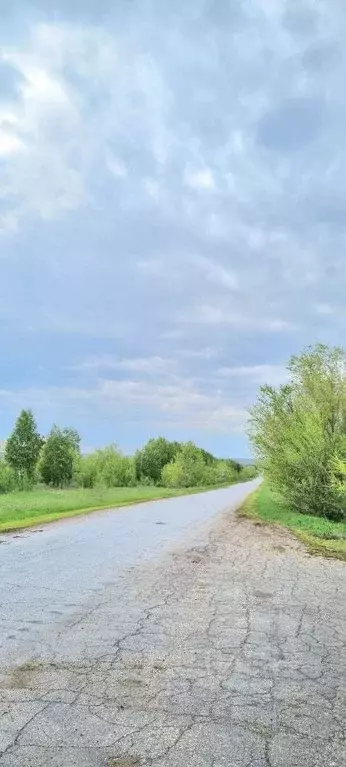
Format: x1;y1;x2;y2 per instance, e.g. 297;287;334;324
0;479;345;766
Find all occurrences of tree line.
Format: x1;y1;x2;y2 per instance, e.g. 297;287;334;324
0;411;257;493
249;344;346;521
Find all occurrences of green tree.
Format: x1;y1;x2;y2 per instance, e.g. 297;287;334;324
161;441;208;488
248;344;346;520
135;437;180;483
5;409;43;485
63;428;81;453
227;459;243;475
39;426;81;487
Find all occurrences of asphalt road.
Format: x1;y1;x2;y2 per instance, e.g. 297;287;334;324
1;477;345;767
0;480;260;667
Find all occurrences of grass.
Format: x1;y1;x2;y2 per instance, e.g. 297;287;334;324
0;483;235;533
239;483;346;561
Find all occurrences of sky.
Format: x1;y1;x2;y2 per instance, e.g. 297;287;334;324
0;0;345;458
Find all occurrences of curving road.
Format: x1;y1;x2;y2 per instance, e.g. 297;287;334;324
1;476;345;767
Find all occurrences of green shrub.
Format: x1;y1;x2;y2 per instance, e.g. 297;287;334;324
212;462;237;485
79;445;136;488
161;443;245;489
249;344;346;520
78;453;98;488
161;442;214;488
0;460;18;493
239;465;257;481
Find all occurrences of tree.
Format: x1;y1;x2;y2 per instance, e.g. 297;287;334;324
227;459;243;475
39;426;81;487
63;428;81;453
161;441;208;488
5;409;43;485
135;437;181;483
248;344;346;520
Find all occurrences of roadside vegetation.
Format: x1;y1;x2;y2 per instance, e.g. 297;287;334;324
247;344;346;560
240;483;346;561
0;412;257;531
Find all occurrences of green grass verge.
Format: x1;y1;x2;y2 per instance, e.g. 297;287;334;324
239;483;346;561
0;483;236;533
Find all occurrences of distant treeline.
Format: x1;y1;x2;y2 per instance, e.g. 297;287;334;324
0;410;257;492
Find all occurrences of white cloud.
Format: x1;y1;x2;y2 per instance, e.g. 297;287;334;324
97;377;247;431
0;377;247;434
191;255;238;289
143;177;160;201
216;364;288;386
74;355;176;376
0;43;87;227
0;129;24;156
315;303;336;316
180;303;297;331
106;155;127;178
184;167;215;191
0;22;173;231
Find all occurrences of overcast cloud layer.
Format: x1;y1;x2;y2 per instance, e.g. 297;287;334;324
0;0;345;456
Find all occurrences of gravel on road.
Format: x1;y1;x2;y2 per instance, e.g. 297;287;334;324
0;486;345;766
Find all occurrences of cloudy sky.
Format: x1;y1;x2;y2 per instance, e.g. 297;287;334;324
0;0;345;457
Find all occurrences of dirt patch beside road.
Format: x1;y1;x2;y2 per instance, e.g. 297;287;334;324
0;510;345;766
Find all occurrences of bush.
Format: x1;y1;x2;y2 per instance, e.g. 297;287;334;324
0;460;18;493
161;444;246;489
249;344;346;520
78;453;98;488
161;442;213;488
213;462;238;485
239;465;257;481
79;445;136;488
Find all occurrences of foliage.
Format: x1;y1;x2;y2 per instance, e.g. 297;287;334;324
249;344;346;520
135;437;180;483
5;409;43;485
1;407;253;497
239;465;257;481
161;441;209;488
160;442;245;488
79;445;136;488
228;459;243;475
0;460;18;493
213;461;237;485
39;426;81;488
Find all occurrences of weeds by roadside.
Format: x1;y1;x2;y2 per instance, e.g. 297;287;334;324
239;484;346;561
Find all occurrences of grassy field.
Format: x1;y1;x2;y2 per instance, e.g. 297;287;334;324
239;483;346;561
0;484;233;532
